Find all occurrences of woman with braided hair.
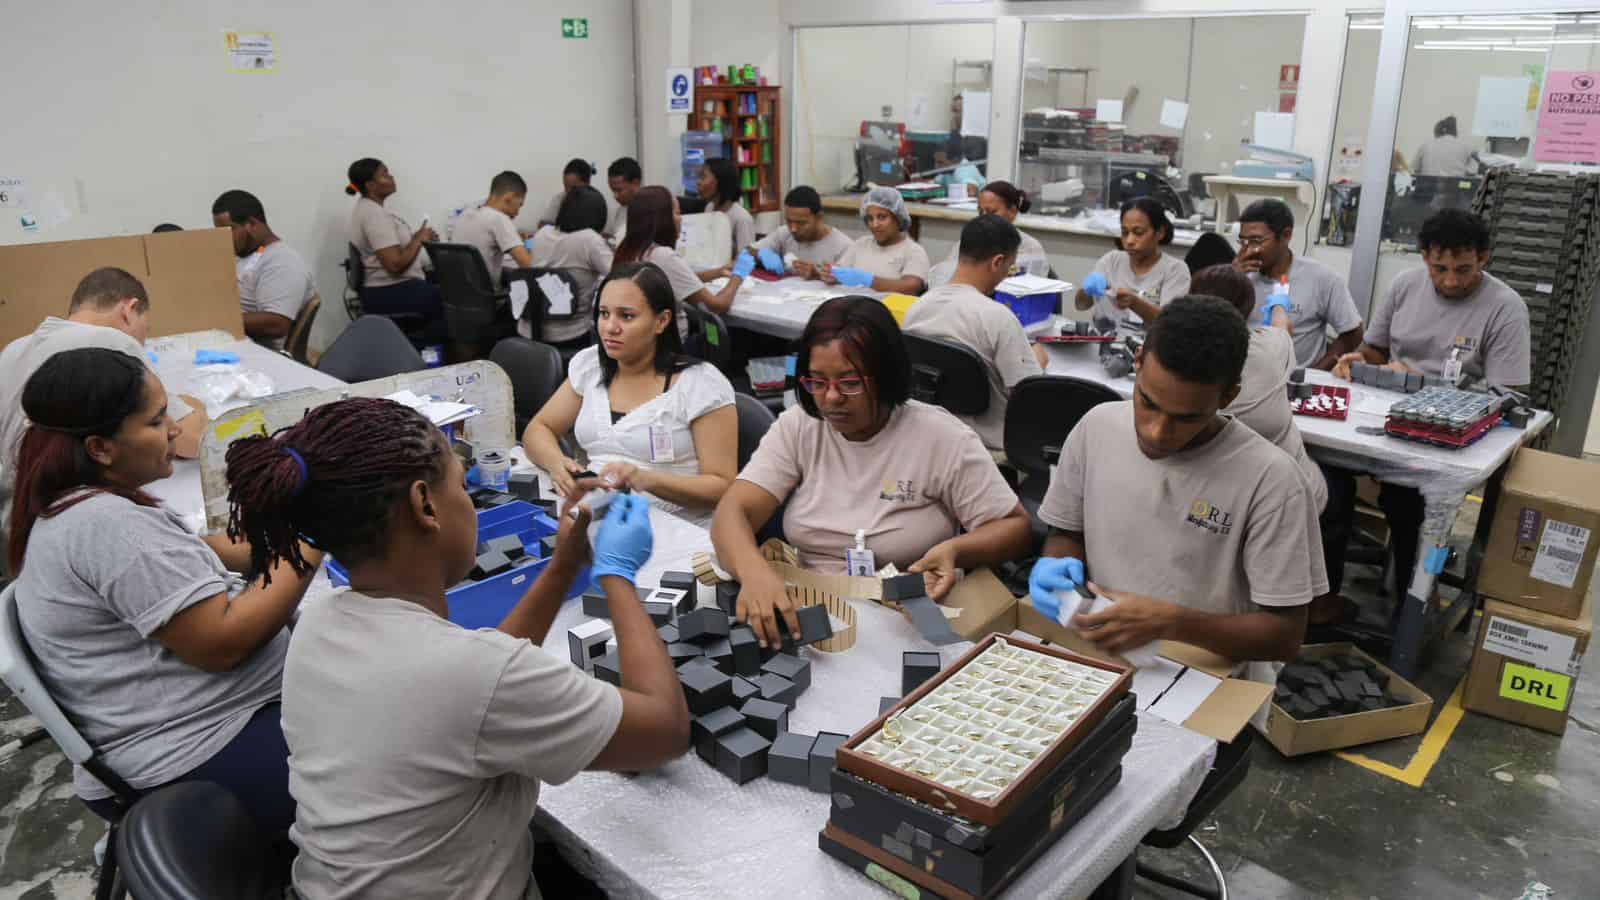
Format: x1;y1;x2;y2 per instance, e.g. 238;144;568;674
225;395;689;899
9;347;316;836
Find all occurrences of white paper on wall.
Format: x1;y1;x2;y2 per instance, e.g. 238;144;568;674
960;90;991;137
1253;112;1295;150
1095;99;1124;123
1474;76;1531;137
1159;99;1189;130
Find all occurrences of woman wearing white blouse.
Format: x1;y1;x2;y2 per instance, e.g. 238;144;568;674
523;262;738;527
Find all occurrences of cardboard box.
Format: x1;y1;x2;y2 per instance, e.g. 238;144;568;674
938;569;1272;743
1463;594;1591;735
1479;448;1600;619
0;229;244;345
1257;643;1433;756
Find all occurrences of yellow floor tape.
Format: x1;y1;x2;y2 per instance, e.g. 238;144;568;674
1333;678;1466;788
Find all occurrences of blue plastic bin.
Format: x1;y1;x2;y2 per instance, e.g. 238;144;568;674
993;289;1058;326
325;500;592;630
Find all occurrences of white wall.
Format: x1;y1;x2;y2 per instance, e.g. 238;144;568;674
692;0;782;79
793;23;997;194
0;0;637;353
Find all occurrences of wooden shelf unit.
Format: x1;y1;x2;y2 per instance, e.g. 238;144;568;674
689;84;782;213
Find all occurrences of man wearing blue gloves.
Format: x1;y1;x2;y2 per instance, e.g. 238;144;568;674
1028;296;1316;664
751;186;854;280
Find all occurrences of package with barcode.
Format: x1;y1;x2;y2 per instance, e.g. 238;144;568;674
1480;448;1600;620
1464;595;1592;735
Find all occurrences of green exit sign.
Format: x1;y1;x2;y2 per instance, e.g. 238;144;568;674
561;17;589;39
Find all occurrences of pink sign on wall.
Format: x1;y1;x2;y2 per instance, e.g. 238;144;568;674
1536;71;1600;164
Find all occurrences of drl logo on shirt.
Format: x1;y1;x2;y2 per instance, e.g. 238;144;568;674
1185;499;1234;536
880;479;918;502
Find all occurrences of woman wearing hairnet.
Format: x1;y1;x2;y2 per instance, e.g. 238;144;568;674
822;187;931;295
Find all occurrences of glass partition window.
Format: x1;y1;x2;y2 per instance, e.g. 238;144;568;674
1378;12;1600;252
1017;16;1306;220
793;23;996;195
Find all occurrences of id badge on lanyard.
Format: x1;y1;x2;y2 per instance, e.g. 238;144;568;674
846;529;875;577
648;423;676;463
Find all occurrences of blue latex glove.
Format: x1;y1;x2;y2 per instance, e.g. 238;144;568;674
732;251;757;279
758;248;786;275
523;237;536;251
1260;295;1292;326
194;349;240;365
1028;557;1086;619
832;266;874;288
591;494;654;585
1082;272;1108;299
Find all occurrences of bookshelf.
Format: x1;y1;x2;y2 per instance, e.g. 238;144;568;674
690;85;782;213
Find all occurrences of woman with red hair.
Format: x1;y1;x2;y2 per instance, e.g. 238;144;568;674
8;347;317;836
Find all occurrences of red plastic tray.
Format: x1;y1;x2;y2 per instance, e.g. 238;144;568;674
1383;412;1502;449
1291;384;1350;420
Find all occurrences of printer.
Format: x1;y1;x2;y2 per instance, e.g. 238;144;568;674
1231;145;1315;181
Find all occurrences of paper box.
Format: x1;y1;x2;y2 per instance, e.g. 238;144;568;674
1464;595;1591;735
0;229;244;345
937;568;1272;743
1257;643;1433;756
1479;448;1600;619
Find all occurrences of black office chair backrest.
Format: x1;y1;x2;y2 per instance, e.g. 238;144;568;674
490;337;564;434
115;781;284;900
317;316;426;382
682;303;735;372
902;332;991;417
342;243;365;320
424;241;507;344
1184;232;1236;274
734;391;778;470
1003;375;1122;478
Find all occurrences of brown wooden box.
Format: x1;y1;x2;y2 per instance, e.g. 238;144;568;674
836;633;1131;828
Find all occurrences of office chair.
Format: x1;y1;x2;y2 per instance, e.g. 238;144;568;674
1185;232;1237;274
902;333;991;418
423;241;515;358
490;337;565;436
115;781;285;900
506;267;588;366
1135;731;1255;900
341;243;365;321
283;295;321;366
0;583;138;900
316;316;426;382
682;303;736;374
1001;375;1121;562
734;392;777;470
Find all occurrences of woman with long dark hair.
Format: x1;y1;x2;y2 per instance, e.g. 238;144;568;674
221;396;686;897
8;347;316;835
523;262;737;527
612;185;744;321
697;157;755;258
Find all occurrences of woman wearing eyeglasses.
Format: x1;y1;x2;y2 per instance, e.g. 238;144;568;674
710;296;1032;648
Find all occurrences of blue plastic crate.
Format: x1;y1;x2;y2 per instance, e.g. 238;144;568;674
993;289;1057;326
325;500;591;630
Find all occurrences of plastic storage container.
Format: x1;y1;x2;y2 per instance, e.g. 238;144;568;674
993;288;1058;326
325;500;591;630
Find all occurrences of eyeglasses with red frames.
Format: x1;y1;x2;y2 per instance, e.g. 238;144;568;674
797;375;870;396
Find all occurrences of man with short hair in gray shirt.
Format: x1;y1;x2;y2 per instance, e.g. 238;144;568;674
212;189;317;351
1318;209;1531;620
1028;296;1317;666
1235;199;1364;369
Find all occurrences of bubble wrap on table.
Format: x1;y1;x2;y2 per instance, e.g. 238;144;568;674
538;598;1214;900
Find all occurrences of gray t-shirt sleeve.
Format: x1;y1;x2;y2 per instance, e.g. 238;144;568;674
249;252;312;320
1322;269;1363;335
1484;302;1533;387
752;227;787;255
1036;415;1089;533
902;241;932;281
936;420;1021;531
1158;258;1191;304
1364;278;1399;350
993;313;1043;390
1241;473;1317;608
649;248;706;303
474;641;624;784
73;501;229;637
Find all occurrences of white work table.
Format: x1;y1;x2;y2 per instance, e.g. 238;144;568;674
144;337;345;531
722;278;1060;342
1045;341;1553;677
533;506;1214;900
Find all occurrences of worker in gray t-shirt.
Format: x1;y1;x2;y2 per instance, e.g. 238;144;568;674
212;189;317;351
1319;209;1532;623
1235;199;1364;369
